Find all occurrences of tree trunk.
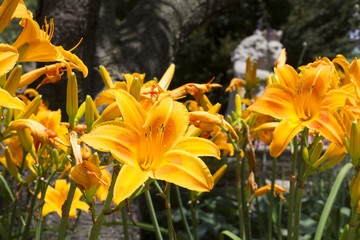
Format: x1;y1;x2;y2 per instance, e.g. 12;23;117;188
34;0;236;114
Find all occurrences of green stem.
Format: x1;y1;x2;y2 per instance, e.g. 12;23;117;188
268;157;277;240
314;163;352;240
57;180;77;240
121;208;129;240
292;185;304;240
8;190;19;239
89;167;119;240
190;194;198;240
22;179;42;240
240;154;251;240
144;190;163;240
346;208;359;240
287;137;298;240
235;150;245;239
175;185;193;240
165;183;174;240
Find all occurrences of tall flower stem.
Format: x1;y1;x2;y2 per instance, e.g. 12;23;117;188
292;182;304;240
145;189;163;240
268;157;277;240
175;185;193;240
57;180;77;240
89;166;119;240
235;149;245;239
190;193;199;240
165;183;174;240
22;178;42;240
287;137;298;240
121;208;129;240
240;153;251;240
346;207;359;240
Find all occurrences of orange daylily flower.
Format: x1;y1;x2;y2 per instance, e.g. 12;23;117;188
41;179;89;218
249;58;345;157
80;89;220;205
12;17;87;77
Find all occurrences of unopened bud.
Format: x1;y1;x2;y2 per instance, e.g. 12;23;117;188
16;95;41;119
235;94;242;118
4;65;22;95
129;76;141;101
66;72;78;128
74;101;86;125
17;128;34;154
85;95;95;132
99;65;114;89
302;147;309;165
349;122;360;166
310;140;323;165
4;147;20;181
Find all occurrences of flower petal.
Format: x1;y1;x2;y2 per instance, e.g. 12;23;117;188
79;121;140;168
270;119;303;157
144;97;189;151
115;89;146;129
0;44;18;76
113;164;148;206
274;64;297;90
173;137;220;159
155;150;214;192
249;84;298;120
0;88;25;110
303;109;345;147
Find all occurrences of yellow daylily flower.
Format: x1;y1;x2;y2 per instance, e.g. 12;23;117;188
41;179;89;218
80;89;220;205
12;17;87;77
249;58;345;157
249;184;286;203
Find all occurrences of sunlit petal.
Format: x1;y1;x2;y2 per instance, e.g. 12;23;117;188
274;64;297;90
173;137;220;159
303;109;345;147
0;44;18;76
113;164;149;206
270;119;303;157
79;121;140;168
248;84;298;120
155;150;214;192
115;89;146;129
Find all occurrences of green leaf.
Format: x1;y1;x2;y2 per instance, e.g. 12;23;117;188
314;163;353;240
219;230;241;240
0;174;14;202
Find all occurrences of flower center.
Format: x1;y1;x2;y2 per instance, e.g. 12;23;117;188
139;124;165;172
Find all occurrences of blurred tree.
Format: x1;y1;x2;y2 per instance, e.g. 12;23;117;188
33;0;360;114
34;0;237;114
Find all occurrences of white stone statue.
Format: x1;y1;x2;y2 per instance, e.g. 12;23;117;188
226;29;283;117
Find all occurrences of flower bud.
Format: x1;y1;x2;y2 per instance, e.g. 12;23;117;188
158;64;175;91
99;65;114;89
309;140;323;165
129;76;141;101
4;65;22;95
4;147;18;178
66;72;78;128
302;146;309;165
17;128;34;154
348;121;360;166
74;101;86;125
16;95;41;119
235;94;242;118
85;95;95;132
